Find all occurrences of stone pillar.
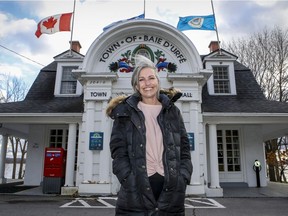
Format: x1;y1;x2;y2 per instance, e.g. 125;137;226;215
98;101;112;183
0;134;8;183
83;101;95;182
189;103;201;185
64;123;77;186
167;72;211;195
208;124;220;188
74;72;118;195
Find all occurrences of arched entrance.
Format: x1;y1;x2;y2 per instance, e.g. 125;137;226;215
73;19;212;195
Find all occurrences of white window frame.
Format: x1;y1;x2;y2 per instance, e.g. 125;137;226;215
217;128;242;172
206;61;237;95
212;65;230;93
54;62;82;97
217;125;246;183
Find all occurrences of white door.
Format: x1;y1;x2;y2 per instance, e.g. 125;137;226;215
217;129;244;182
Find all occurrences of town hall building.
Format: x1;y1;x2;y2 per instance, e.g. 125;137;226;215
1;19;288;197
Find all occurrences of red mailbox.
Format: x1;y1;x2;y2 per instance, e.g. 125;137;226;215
43;148;66;178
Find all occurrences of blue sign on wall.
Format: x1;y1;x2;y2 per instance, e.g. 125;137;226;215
187;132;194;151
89;132;104;150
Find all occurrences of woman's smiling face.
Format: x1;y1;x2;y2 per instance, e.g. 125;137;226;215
137;67;159;103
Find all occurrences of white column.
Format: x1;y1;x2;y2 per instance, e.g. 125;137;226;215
98;101;112;183
189;103;201;185
64;123;77;186
208;124;220;188
83;101;95;181
0;134;8;183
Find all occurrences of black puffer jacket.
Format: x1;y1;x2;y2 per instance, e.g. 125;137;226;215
107;89;193;216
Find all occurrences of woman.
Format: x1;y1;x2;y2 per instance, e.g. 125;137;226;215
107;55;192;216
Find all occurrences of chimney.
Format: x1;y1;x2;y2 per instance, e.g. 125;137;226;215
208;41;220;53
70;41;82;53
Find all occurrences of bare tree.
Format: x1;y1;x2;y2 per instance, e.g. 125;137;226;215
0;73;28;103
0;73;28;179
223;26;288;182
7;137;27;179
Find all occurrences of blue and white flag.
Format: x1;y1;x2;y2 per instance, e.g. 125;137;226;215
103;14;145;31
177;14;216;31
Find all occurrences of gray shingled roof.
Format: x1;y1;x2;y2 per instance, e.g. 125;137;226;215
1;54;288;114
0;61;83;113
202;61;288;113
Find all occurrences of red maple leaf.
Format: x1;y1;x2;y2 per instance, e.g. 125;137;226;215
43;16;58;29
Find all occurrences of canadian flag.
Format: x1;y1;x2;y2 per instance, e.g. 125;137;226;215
35;12;73;38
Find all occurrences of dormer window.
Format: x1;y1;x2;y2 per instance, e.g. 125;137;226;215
53;41;84;97
60;66;78;94
54;62;82;97
213;66;230;93
203;47;237;96
206;61;236;95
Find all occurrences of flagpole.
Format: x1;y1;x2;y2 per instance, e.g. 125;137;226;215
144;0;146;16
70;0;76;56
210;0;221;54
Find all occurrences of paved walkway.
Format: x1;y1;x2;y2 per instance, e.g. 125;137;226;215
223;181;288;198
1;180;288;198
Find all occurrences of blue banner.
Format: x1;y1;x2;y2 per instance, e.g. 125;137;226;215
177;14;216;31
103;14;145;31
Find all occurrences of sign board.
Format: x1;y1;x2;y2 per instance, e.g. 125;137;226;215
85;90;111;100
178;90;199;101
89;132;104;150
187;132;195;151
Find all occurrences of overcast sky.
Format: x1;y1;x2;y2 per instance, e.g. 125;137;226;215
1;0;288;88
